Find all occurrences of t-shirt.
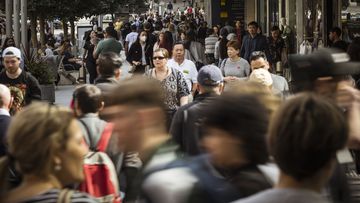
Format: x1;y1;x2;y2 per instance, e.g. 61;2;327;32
0;70;41;114
232;188;329;203
83;41;96;64
18;189;98;203
167;59;198;91
220;58;250;78
95;38;123;56
125;32;139;50
331;40;348;52
271;73;289;94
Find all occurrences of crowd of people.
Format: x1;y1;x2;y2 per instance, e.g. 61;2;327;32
1;7;360;203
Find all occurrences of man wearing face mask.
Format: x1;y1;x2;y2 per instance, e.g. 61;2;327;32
126;31;153;74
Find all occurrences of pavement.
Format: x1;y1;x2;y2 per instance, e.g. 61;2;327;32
55;54;131;107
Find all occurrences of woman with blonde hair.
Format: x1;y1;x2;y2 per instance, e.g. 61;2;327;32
0;103;97;203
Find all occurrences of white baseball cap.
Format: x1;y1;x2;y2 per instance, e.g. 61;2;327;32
2;47;21;60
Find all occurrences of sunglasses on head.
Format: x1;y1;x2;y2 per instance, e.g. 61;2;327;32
153;56;165;60
251;51;267;58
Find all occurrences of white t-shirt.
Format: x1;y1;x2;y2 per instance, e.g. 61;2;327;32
167;59;198;91
125;32;139;50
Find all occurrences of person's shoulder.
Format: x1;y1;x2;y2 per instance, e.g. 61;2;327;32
240;58;249;64
177;101;196;113
231;189;277;203
271;73;287;82
184;59;196;66
24;71;39;82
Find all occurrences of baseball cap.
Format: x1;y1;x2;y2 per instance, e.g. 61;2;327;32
249;68;273;87
197;65;223;86
2;47;21;60
289;48;360;82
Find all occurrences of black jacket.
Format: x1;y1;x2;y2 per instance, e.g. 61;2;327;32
170;93;216;156
240;34;270;61
126;41;153;66
0;114;10;156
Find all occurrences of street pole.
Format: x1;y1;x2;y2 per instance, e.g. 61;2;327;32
21;0;28;52
5;0;12;38
98;15;103;28
13;0;20;47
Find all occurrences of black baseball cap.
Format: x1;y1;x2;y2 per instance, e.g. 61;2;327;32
289;48;360;82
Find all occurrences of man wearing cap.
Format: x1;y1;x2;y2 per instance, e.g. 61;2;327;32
170;65;224;156
0;47;41;114
167;42;198;99
250;52;289;97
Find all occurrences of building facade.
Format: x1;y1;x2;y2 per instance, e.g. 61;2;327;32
210;0;348;54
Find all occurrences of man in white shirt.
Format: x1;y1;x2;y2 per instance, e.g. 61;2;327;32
125;24;138;56
167;42;198;97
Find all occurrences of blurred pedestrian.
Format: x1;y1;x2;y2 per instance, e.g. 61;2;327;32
170;65;223;155
144;93;272;203
0;103;96;202
234;93;348;203
101;77;183;202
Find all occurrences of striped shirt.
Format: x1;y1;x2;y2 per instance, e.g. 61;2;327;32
19;189;98;203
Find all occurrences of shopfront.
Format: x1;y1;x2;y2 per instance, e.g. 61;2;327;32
341;1;360;43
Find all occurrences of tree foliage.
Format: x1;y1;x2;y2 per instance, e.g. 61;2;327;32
28;0;131;20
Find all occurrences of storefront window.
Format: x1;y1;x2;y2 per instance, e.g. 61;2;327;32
257;0;268;34
303;0;323;41
341;2;360;43
269;0;279;28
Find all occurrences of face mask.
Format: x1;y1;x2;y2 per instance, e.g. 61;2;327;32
140;36;147;42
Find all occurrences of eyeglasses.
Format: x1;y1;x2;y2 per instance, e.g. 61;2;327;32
153;56;165;60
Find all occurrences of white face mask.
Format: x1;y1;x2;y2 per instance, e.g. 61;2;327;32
140;36;147;42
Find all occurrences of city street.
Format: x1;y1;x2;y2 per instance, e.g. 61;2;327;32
55;53;131;106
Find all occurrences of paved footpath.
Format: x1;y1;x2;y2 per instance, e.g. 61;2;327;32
55;53;131;106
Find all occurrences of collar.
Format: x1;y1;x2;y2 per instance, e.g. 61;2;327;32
0;108;10;116
194;92;216;102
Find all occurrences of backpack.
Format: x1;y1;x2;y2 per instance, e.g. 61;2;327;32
78;121;121;203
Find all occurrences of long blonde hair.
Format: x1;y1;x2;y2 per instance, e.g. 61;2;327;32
0;102;74;192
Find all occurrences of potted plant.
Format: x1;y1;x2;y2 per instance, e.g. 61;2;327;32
24;49;56;103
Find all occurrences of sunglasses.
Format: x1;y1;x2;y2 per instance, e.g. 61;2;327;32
251;51;267;60
153;56;165;60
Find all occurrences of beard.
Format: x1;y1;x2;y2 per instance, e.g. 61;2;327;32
6;66;19;74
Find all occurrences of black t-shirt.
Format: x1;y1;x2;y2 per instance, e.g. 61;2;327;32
83;41;96;64
332;40;348;52
0;70;41;114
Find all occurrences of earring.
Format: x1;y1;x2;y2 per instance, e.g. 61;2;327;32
54;164;61;171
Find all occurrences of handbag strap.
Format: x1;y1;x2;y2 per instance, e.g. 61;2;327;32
57;189;74;203
78;119;95;151
97;122;114;152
